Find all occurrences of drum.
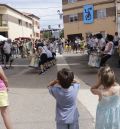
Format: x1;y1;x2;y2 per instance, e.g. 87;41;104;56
88;53;101;68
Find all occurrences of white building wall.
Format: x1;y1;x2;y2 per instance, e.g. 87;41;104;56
117;3;120;35
118;17;120;36
0;6;41;40
32;17;40;39
7;8;32;23
6;8;33;40
8;22;33;40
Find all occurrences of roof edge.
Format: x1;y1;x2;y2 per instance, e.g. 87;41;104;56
0;4;32;20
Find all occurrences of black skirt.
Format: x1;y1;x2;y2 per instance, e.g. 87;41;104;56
39;53;47;65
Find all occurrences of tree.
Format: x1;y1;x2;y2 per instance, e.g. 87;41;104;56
60;29;64;38
43;31;52;39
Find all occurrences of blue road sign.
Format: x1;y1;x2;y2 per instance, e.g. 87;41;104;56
83;5;94;24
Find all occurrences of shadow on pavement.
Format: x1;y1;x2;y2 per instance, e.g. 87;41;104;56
9;65;58;89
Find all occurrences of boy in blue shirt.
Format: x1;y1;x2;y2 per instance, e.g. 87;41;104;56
48;68;80;129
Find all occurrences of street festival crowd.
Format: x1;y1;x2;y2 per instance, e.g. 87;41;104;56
0;32;120;70
0;32;120;129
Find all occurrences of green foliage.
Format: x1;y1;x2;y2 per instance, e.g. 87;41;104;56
60;29;64;38
43;31;52;39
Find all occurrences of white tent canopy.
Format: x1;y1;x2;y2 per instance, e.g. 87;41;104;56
0;35;7;41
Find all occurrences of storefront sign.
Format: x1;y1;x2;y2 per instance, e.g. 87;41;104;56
83;5;94;24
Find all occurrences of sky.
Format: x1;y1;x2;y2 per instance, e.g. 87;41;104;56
0;0;63;30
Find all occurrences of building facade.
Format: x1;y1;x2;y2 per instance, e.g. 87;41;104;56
62;0;117;40
0;4;40;40
116;0;120;35
23;13;40;39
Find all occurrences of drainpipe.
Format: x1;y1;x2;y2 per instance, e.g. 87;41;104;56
115;0;118;33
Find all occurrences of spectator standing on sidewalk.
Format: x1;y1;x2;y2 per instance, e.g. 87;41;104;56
9;43;15;68
58;39;63;55
114;32;119;46
48;68;80;129
118;40;120;67
74;37;79;53
0;41;5;64
3;39;11;69
0;66;13;129
19;41;24;58
91;66;120;129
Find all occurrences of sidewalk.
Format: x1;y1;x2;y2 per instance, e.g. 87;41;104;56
77;78;98;119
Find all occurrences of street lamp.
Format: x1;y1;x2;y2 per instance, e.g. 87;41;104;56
57;10;63;38
48;25;51;39
57;10;63;20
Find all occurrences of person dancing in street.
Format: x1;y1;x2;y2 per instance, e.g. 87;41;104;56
100;35;114;67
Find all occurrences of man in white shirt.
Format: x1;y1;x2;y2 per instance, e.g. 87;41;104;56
97;33;106;51
3;39;11;69
100;35;113;67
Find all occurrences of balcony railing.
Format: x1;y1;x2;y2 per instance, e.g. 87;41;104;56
0;21;8;27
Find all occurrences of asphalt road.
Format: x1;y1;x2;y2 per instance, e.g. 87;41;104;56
0;54;94;129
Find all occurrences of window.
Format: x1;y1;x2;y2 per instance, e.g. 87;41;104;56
69;14;78;22
35;21;38;25
26;22;28;27
68;0;77;3
18;19;22;25
0;14;2;26
2;21;7;26
97;9;106;19
36;33;39;37
29;23;32;28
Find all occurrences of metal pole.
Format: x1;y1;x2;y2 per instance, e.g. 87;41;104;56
115;0;118;32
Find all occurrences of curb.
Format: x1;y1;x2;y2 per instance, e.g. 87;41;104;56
76;76;98;120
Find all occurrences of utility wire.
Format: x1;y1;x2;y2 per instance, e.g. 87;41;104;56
41;23;62;27
41;19;60;21
38;13;63;17
17;6;62;10
40;14;59;17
